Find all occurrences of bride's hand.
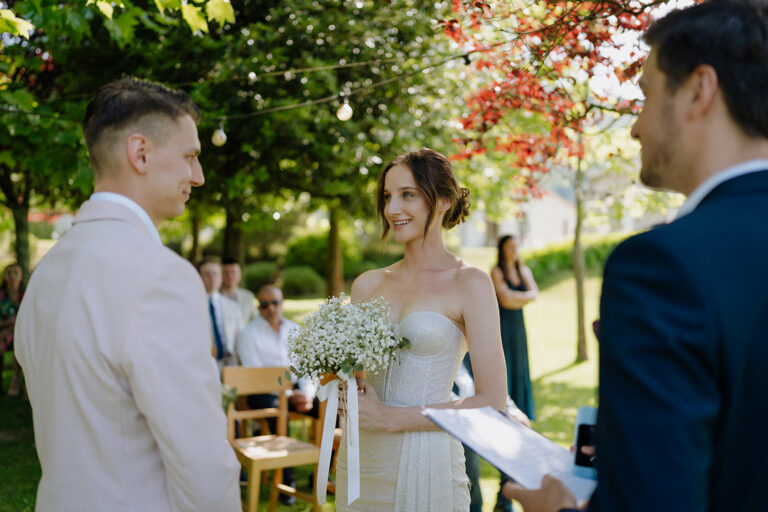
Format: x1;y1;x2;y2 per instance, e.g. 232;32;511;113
337;378;369;419
355;378;387;431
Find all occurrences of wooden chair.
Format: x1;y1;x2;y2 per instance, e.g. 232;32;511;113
222;366;321;512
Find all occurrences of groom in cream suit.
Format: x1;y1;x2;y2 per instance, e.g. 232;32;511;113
15;78;240;512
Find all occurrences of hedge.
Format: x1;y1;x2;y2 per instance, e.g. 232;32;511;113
243;261;279;294
281;265;325;297
522;233;631;285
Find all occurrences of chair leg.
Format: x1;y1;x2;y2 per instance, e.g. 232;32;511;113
268;468;283;512
246;467;261;512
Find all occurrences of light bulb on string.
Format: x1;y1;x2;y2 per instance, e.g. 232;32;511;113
212;123;227;146
336;100;353;121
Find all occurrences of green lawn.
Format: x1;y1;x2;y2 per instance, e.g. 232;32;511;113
0;271;601;512
0;354;39;512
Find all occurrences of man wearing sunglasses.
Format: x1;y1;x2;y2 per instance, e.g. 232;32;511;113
236;284;318;504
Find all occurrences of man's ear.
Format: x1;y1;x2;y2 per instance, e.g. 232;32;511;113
126;133;150;175
685;64;719;121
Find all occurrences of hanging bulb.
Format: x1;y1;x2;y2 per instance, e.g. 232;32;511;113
336;100;353;121
212;124;227;146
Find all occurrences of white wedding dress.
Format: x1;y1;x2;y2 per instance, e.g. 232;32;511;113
335;310;471;511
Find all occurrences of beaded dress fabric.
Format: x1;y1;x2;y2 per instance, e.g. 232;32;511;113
336;310;471;511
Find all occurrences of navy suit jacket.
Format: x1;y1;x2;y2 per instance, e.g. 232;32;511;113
589;170;768;511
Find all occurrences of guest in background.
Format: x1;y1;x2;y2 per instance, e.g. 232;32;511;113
237;283;318;505
0;262;25;396
237;284;318;415
490;234;538;512
198;257;244;370
221;258;257;323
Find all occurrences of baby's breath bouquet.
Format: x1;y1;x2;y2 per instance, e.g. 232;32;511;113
287;293;409;506
287;293;409;379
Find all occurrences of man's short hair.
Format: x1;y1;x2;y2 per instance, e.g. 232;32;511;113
221;257;240;266
644;0;768;138
196;256;222;272
257;284;281;296
83;77;201;176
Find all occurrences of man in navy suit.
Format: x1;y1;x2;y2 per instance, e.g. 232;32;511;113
504;1;768;511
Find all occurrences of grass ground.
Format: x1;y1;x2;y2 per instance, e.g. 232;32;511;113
0;270;601;512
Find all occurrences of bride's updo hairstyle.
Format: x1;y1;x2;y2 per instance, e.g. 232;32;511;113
377;148;471;240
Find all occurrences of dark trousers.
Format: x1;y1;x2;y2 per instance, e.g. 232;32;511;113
464;444;483;512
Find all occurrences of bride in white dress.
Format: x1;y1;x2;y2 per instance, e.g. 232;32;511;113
335;148;508;511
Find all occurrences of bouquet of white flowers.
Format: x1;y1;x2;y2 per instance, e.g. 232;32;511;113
288;293;409;379
287;293;409;506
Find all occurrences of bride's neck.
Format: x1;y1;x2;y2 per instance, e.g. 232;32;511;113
401;229;456;271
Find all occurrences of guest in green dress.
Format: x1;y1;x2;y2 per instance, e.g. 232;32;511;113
490;235;538;511
0;262;25;396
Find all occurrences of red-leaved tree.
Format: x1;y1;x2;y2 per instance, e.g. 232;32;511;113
443;0;665;361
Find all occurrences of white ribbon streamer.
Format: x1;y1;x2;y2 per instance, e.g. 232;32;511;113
315;370;359;505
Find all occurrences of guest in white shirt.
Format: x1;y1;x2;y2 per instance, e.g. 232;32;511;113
198;257;244;370
237;284;317;411
237;284;317;503
221;258;257;323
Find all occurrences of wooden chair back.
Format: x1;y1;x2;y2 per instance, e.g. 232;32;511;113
222;366;292;440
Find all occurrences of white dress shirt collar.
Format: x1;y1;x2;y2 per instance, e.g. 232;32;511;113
90;192;162;244
677;159;768;219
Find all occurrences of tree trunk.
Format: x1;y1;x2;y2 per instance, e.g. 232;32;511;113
574;132;588;362
11;203;30;278
189;209;202;265
223;206;244;263
485;220;499;246
326;204;344;297
0;167;31;277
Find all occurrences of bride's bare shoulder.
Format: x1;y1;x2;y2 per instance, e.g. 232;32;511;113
351;262;398;301
455;261;494;290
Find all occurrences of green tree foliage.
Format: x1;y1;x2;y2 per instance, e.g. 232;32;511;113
0;0;232;274
1;0;464;291
2;0;234;44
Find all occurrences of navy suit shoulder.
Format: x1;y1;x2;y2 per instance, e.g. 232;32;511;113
590;170;768;512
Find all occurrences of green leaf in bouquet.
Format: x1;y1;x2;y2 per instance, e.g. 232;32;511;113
285;370;291;381
354;363;364;372
277;375;283;386
221;384;237;413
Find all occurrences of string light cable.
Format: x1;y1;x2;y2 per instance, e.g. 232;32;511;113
0;47;491;130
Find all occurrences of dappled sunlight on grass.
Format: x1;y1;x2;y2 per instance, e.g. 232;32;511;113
526;270;602;383
534;379;598;446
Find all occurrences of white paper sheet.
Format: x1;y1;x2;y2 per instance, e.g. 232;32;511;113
422;406;596;504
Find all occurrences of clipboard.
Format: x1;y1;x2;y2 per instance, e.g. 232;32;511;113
422;406;596;504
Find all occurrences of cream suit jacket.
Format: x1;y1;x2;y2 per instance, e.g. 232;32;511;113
15;200;240;512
